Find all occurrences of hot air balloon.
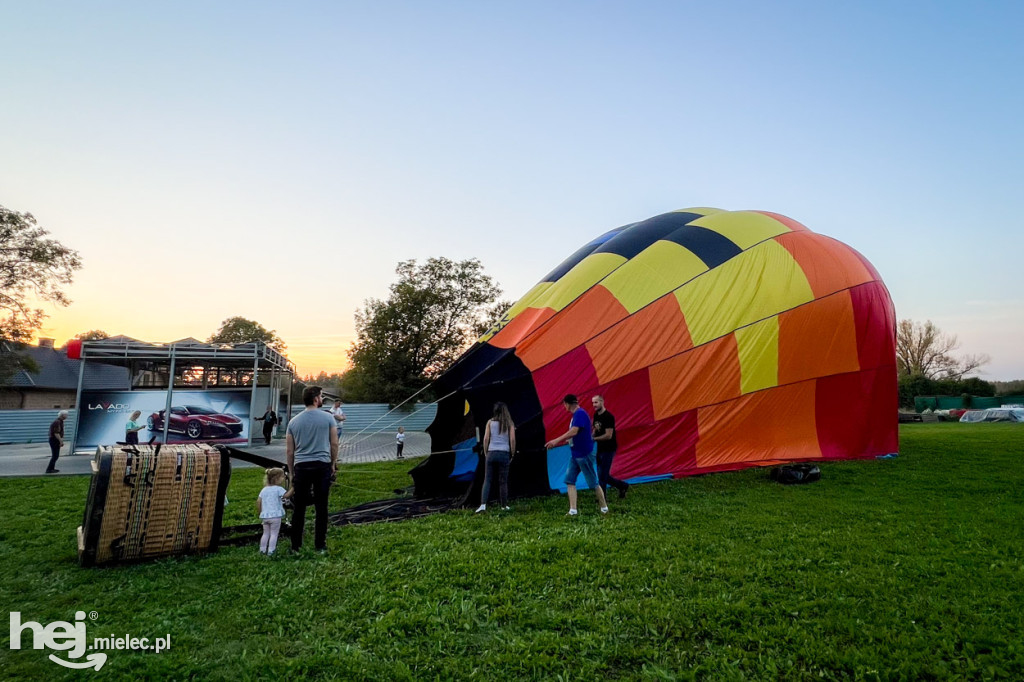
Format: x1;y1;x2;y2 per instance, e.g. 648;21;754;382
412;208;897;501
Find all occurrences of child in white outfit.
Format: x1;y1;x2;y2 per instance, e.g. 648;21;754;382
396;426;406;459
257;467;293;555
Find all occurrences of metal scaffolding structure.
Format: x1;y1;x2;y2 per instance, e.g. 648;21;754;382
69;339;296;452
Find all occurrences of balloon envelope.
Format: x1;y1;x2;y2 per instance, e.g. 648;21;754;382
415;208;897;499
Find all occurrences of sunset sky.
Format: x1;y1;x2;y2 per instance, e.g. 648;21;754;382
2;1;1022;379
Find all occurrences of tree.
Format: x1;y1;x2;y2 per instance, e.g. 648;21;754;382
75;330;110;341
896;319;989;381
0;206;81;383
993;380;1024;396
208;317;286;352
346;257;502;404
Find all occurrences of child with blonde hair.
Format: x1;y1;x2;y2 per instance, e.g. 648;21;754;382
396;426;406;459
256;468;292;555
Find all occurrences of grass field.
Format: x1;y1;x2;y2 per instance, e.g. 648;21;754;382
2;423;1023;680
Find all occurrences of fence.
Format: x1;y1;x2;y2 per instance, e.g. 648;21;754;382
0;410;79;445
0;403;437;446
913;395;1024;413
289;403;437;434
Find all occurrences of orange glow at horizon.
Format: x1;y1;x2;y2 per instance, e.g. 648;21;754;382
35;317;355;379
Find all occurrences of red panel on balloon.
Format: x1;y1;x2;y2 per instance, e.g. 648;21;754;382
596;368;656;430
612;410;699;479
816;368;898;458
849;281;896;372
531;345;599;441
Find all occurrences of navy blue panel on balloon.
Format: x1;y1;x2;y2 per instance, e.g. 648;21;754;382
595;212;703;260
664;224;742;269
541;226;631;283
434;343;514;395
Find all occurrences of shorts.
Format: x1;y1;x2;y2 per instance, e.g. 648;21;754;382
564;452;599;489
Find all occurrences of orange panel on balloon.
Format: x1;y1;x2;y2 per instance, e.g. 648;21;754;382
695;380;820;468
750;210;810;233
649;334;740;420
778;291;861;385
515;285;628;371
775;232;874;299
488;307;556;349
587;294;694;384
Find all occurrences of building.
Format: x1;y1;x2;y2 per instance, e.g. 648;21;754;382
0;339;130;410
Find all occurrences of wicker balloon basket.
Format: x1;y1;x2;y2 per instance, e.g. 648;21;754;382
77;444;232;567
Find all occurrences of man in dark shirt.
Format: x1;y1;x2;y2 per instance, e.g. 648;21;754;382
46;410;68;474
592;395;629;499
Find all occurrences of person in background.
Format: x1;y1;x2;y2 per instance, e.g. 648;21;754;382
545;394;608;516
45;410;68;474
330;399;346;442
475;402;516;513
286;386;338;554
256;405;278;445
125;410;144;445
256;467;293;555
396;426;406;459
592;395;629;499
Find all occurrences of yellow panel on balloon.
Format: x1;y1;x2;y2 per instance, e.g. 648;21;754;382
505;282;552;318
529;253;626;312
734;317;779;395
675;240;813;347
689;210;795;250
602;241;708;314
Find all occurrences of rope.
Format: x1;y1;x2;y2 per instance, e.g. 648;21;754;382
346;382;437;441
345;389;459;447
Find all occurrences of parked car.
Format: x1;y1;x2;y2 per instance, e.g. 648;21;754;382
147;405;244;439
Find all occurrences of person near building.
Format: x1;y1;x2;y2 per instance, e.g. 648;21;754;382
46;410;68;474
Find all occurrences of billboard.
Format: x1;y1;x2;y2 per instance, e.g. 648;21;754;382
76;390;252;449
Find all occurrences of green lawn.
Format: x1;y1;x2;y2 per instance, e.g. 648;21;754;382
2;424;1023;680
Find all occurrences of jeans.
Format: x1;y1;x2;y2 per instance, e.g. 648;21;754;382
480;450;510;507
597;449;627;493
564;452;599;489
47;437;61;472
291;461;332;551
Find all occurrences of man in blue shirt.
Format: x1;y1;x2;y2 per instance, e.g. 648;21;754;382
545;394;609;516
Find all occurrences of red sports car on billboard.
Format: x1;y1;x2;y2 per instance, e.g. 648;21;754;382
147;405;244;439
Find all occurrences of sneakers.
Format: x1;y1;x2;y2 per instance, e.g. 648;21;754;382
600;507;609;514
501;506;511;511
618;483;629;499
566;509;578;516
474;505;487;514
45;469;60;474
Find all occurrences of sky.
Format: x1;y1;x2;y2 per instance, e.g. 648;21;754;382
1;1;1022;379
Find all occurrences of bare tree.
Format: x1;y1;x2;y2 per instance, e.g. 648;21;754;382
897;319;989;380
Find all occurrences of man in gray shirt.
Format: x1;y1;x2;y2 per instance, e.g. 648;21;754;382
286;385;338;552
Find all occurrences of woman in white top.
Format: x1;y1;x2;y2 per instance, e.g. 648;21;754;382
475;402;516;513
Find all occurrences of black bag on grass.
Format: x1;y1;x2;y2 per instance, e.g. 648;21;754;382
770;463;821;485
